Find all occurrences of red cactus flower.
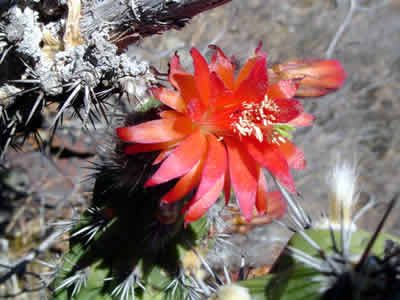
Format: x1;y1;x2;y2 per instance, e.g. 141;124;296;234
117;45;344;224
269;59;346;97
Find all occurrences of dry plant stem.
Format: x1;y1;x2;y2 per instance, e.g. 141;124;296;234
326;0;392;58
0;230;63;286
5;195;33;235
325;0;357;59
81;0;232;44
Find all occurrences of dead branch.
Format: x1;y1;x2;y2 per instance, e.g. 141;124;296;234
0;230;62;296
80;0;232;46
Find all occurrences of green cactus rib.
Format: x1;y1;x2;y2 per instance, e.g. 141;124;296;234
52;211;210;300
238;229;400;300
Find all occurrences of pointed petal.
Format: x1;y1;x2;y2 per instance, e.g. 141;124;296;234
124;140;178;154
234;55;268;104
246;140;296;194
265;190;287;218
184;176;225;224
268;98;304;123
295;87;333;97
256;168;268;214
168;53;189;89
183;134;227;223
159;110;183;119
186;134;227;202
117;117;193;143
162;157;205;203
288;112;314;127
296;60;346;89
208;72;235;109
191;47;210;107
278;138;306;170
145;129;207;186
234;57;257;90
151;87;186;113
271;59;346;97
266;80;297;99
153;148;174;165
225;138;258;221
254;41;264;56
209;45;235;90
173;73;200;106
300;74;344;89
234;43;266;90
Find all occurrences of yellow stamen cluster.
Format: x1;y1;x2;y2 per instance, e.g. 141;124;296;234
230;96;284;144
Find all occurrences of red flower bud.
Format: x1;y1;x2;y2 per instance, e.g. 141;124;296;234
270;59;346;97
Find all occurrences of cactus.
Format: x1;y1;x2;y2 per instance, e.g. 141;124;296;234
237;163;400;300
239;226;400;300
50;42;349;300
51;131;400;300
51;123;215;299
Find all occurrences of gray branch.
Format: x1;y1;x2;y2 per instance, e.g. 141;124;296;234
0;230;62;286
81;0;231;44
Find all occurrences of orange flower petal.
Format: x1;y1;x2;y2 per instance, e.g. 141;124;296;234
300;75;343;89
168;53;189;89
297;60;346;88
184;176;225;224
209;45;234;90
124;141;178;155
288;112;314;127
191;47;210;107
151;87;186;113
265;190;287;218
256;168;268;214
117;117;193;144
295;87;332;97
278;138;306;170
225;138;258;221
234;55;268;104
235;56;257;90
254;41;264;56
199;105;237;134
159;110;183;119
268;98;304;123
266;80;297;99
145;129;207;186
192;135;227;200
162;157;205;203
246;140;296;194
186;98;206;123
183;134;227;223
173;73;200;106
153;148;174;165
209;72;235;108
234;43;266;89
272;59;346;97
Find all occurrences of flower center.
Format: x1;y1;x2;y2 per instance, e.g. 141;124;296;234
230;95;294;144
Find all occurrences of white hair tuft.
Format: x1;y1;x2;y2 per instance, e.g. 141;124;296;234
317;160;360;231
